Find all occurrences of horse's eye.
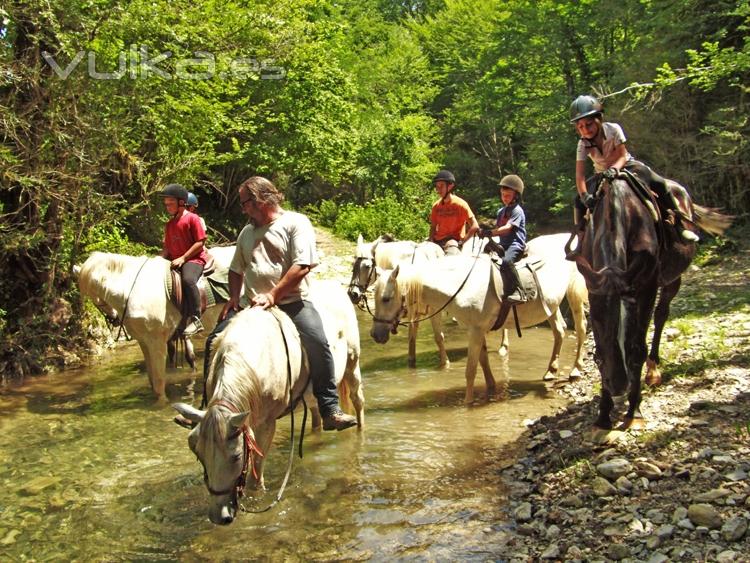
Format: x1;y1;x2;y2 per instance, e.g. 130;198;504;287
231;453;242;464
382;297;390;304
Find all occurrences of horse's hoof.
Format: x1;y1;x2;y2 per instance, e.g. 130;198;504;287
542;372;557;381
498;346;508;358
568;368;582;380
620;417;646;431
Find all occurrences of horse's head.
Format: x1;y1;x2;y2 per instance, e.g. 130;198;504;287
173;401;255;525
370;265;406;343
347;256;376;304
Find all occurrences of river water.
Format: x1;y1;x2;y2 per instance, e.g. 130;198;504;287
0;310;581;561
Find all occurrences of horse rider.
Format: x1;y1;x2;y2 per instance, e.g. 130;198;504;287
185;192;207;233
479;174;527;304
428;169;480;255
159;183;209;337
196;175;357;432
570;94;699;242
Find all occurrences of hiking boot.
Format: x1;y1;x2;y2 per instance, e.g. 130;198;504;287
322;408;357;431
183;316;204;337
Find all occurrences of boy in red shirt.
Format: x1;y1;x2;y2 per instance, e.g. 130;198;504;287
159;183;209;336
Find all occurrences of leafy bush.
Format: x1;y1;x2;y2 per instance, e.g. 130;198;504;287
333;196;430;241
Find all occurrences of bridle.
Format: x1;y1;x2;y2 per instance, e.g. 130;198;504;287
203;399;264;500
91;257;150;342
347;256;376;298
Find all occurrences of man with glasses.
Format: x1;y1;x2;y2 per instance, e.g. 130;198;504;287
189;175;356;431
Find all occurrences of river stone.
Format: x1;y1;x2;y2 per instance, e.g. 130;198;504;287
688;503;723;529
561;494;583;508
565;545;584;560
672;506;688;522
717;551;739;562
635;461;662;480
20;476;61;496
607;542;630;560
514;502;533;522
0;530;21;546
646;535;661;549
615;476;632;493
545;524;560;540
724;469;747;482
559;429;573;439
540;543;560;559
695;488;732;502
656;524;674;539
597;458;632;479
647;553;669;563
721;516;748;541
678;518;695;530
593;476;618;497
646;509;666;524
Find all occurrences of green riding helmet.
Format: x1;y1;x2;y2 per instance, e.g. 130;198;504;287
499;174;524;195
569;95;603;123
160;183;188;203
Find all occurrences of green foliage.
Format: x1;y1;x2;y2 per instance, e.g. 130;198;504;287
333;196;430;241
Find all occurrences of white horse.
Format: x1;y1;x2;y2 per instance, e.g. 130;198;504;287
370;233;588;404
173;281;364;525
347;234;449;367
76;246;234;400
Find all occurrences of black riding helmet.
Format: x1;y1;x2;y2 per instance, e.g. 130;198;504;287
433;169;456;185
160;183;188;203
570;95;603;123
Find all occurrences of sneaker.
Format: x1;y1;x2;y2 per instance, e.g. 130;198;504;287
504;289;527;305
183;317;204;337
322;408;357;431
680;228;700;242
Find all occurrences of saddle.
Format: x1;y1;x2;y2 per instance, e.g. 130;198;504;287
488;254;547;332
165;258;230;332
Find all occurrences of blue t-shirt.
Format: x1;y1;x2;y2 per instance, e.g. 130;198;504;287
495;204;526;254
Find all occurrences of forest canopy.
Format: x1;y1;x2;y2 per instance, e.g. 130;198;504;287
1;0;748;379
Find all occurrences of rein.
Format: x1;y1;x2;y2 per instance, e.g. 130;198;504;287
93;257;150;342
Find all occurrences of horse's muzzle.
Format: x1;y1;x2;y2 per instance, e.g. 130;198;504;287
348;288;362;304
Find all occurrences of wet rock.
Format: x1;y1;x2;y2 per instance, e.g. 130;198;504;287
655;524;674;540
646;509;666;524
717;551;740;562
0;529;21;546
615;475;632;493
647;552;669;563
646;534;661;549
672;506;688;523
688;503;723;529
721;516;748;541
678;518;695;530
560;494;583;508
516;523;536;536
607;542;630;560
544;524;560;540
597;458;632;479
20;476;61;496
592;476;618;497
724;469;748;482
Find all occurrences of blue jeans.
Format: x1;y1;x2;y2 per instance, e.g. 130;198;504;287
202;301;339;416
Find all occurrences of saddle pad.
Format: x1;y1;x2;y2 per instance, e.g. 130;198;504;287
489;256;543;304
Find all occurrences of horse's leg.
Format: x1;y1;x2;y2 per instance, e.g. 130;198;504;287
646;278;681;386
429;314;450;368
250;421;276;491
407;322;418;368
137;336;168;401
464;327;486;405
568;287;588;380
478;335;497;399
344;354;366;429
621;290;657;430
167;337;176;368
542;309;565;381
497;328;509;357
595;389;615;430
183;337;196;372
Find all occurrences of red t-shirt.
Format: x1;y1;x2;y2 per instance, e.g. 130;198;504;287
430;195;474;242
164;210;209;265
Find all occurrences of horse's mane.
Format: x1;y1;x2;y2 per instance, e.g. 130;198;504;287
78;252;157;301
395;265;428;320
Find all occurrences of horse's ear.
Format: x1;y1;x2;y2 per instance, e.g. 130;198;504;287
391;264;400;279
229;411;250;429
173;402;206;424
357;233;364;246
72;265;81;278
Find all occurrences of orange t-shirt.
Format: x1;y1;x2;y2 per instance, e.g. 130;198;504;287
430;195;474;242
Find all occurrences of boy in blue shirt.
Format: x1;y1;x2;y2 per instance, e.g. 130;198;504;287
481;174;527;303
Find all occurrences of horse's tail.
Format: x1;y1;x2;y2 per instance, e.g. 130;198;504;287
338;377;353;414
693;204;734;237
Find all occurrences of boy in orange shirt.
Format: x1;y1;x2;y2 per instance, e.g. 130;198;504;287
428;170;479;255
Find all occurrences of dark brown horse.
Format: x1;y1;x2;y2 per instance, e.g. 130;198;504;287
569;176;731;430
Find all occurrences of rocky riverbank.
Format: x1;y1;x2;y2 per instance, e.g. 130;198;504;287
496;237;750;562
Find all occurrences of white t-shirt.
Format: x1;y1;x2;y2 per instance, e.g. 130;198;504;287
576;121;634;172
230;210;319;306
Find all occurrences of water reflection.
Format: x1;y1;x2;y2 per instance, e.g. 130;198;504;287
0;309;581;560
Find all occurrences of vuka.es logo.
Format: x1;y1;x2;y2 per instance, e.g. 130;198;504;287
42;45;286;80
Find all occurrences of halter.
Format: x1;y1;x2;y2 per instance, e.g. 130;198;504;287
203;399;264;499
347;256;376;297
